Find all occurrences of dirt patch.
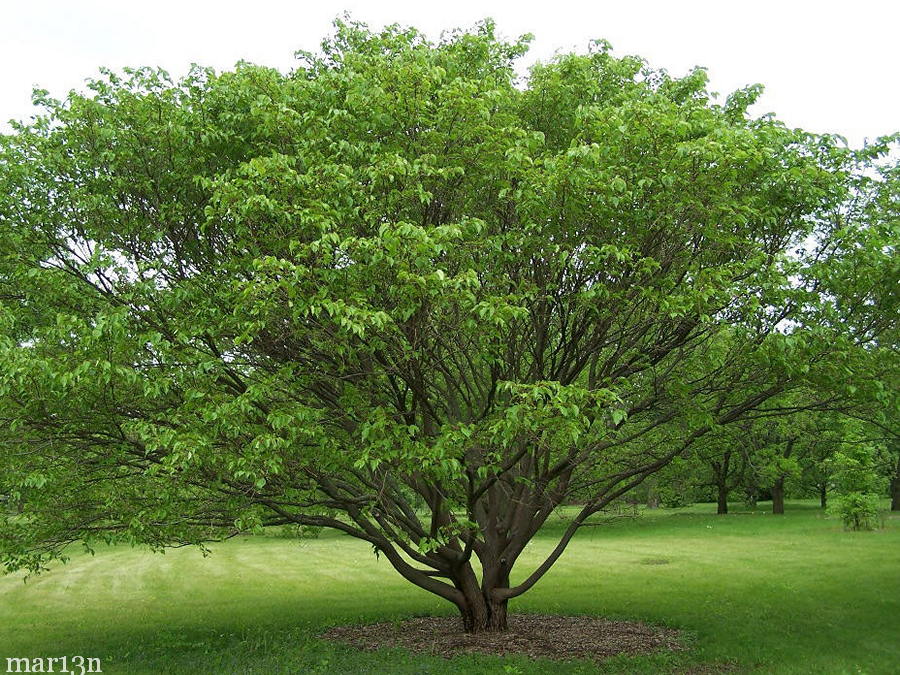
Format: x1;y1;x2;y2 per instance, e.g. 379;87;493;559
321;613;684;662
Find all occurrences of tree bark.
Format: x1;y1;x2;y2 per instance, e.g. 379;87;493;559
456;581;509;632
451;560;510;633
716;482;729;515
819;482;827;510
711;451;734;515
771;477;785;515
458;594;508;633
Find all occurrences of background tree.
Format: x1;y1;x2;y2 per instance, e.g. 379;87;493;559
827;441;887;531
697;429;751;515
1;20;896;633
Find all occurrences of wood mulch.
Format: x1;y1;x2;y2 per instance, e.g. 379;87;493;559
321;613;685;662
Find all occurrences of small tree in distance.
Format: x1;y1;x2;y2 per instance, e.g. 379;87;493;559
0;19;896;632
828;444;886;531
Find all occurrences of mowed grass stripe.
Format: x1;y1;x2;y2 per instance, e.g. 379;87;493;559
1;501;897;674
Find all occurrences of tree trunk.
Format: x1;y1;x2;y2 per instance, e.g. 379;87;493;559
716;483;729;515
457;589;508;633
819;482;827;510
459;595;508;633
771;477;785;515
455;563;509;633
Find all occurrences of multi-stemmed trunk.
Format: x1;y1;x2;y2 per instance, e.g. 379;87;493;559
451;561;510;632
458;589;509;633
354;430;724;635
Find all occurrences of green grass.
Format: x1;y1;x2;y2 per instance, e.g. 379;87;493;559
1;501;897;674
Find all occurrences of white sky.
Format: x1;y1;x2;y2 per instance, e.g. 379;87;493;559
1;1;897;146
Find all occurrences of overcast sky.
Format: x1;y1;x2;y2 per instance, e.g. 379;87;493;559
1;1;897;146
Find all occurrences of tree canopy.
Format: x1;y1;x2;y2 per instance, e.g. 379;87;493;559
1;19;896;632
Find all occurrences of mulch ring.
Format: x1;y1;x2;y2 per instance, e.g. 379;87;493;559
321;614;685;662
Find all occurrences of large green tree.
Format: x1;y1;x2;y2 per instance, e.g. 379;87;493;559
1;20;896;632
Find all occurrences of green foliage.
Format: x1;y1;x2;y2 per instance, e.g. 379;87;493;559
651;457;704;508
0;17;896;621
827;443;886;530
828;492;881;531
829;444;886;495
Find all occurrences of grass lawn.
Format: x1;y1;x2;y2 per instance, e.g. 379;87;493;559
1;500;897;674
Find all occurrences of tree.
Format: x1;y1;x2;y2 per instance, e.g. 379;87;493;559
745;405;809;515
1;20;897;633
827;442;887;531
699;430;751;515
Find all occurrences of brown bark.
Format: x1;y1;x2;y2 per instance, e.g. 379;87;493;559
711;450;740;515
458;594;508;633
771;477;785;515
455;564;509;632
819;482;827;510
770;439;793;515
716;483;729;515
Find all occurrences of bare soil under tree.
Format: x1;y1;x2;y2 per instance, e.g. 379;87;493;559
321;614;685;662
